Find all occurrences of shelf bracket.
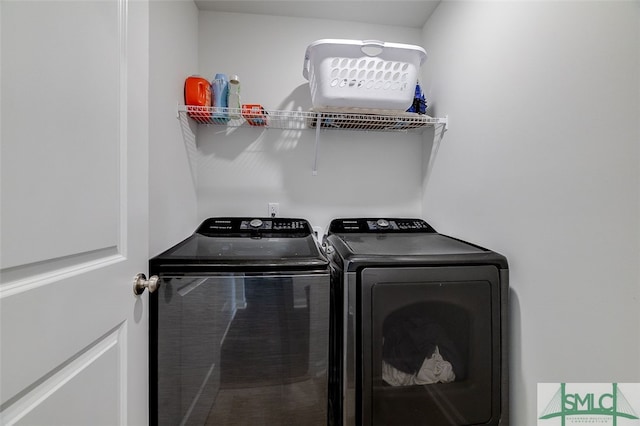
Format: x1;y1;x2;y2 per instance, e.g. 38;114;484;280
312;112;321;175
424;119;448;187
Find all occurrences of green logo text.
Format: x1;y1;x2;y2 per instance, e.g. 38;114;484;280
539;383;639;425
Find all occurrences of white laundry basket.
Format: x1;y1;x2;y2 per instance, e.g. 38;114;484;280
303;39;427;111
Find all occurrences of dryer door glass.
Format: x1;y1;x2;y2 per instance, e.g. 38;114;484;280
360;266;501;426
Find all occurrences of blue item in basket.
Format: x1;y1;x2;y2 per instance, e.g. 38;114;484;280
407;83;427;114
211;73;229;123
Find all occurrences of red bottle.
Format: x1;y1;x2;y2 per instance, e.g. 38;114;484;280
184;76;211;123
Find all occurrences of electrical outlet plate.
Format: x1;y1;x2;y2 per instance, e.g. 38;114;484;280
268;203;279;217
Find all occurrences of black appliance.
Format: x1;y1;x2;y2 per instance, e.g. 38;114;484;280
149;217;330;426
324;218;509;426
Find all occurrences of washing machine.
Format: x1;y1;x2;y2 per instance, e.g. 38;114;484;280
324;218;509;426
149;217;330;426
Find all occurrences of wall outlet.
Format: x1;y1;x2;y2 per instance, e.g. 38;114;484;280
268;203;279;217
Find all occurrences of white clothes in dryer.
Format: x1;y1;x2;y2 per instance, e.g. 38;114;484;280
382;346;455;386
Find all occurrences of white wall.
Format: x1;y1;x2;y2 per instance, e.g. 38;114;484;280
195;11;426;230
149;1;199;256
421;1;640;423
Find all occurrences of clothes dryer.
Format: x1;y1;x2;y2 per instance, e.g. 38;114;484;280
324;218;509;426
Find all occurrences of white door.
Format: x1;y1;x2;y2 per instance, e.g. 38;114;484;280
0;0;149;425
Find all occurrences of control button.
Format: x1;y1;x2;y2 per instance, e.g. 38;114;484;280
249;219;263;228
376;219;390;228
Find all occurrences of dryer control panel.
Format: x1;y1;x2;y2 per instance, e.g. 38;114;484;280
328;218;436;234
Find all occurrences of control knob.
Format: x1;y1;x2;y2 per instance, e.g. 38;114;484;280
376;219;390;228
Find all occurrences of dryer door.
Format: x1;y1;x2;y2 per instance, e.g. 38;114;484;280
359;266;502;426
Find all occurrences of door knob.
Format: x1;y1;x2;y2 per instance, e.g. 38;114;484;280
133;273;160;295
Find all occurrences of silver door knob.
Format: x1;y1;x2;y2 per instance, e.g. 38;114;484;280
133;273;160;295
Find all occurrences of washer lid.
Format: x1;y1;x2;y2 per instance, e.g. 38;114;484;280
150;217;328;270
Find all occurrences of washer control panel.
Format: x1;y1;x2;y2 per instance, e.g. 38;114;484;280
197;217;311;236
328;218;436;234
240;218;307;231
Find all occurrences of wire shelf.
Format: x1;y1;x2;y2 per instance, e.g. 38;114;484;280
177;105;446;132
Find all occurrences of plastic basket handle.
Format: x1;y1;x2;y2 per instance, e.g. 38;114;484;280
361;40;385;56
302;39;387;79
303;53;310;80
